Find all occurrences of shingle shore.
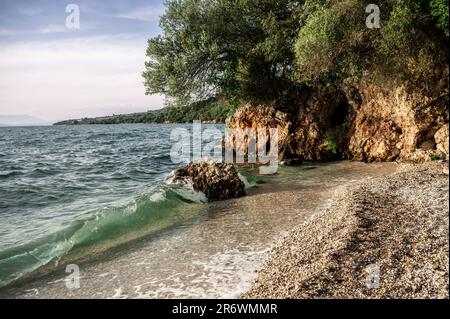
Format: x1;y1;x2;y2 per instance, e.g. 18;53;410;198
243;161;449;298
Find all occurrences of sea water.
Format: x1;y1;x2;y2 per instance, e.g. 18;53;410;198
0;124;222;287
0;124;397;297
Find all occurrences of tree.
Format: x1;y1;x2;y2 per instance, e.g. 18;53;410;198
143;0;302;106
143;0;448;110
294;0;449;85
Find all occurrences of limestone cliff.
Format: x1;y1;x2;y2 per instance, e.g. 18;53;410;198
226;71;449;163
346;78;449;162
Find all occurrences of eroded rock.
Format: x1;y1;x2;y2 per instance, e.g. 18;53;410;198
167;160;246;201
347;82;449;162
226;88;349;162
435;123;449;159
225;103;292;162
226;74;449;163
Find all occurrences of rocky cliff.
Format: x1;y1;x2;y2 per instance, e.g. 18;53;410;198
346;77;449;162
226;71;449;163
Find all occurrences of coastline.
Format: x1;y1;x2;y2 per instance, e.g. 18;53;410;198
242;161;449;298
1;161;400;298
0;0;448;303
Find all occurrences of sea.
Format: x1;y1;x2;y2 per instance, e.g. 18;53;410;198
0;124;396;297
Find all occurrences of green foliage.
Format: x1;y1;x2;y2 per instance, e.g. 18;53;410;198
54;98;232;125
371;0;448;83
430;0;449;36
295;6;343;80
143;0;302;106
324;129;338;154
378;4;415;54
324;140;338;154
143;0;448;111
430;154;442;161
294;0;448;86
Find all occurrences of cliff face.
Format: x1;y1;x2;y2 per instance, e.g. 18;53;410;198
225;103;295;162
226;71;449;163
346;79;449;162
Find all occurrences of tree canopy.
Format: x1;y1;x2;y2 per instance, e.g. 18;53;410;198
143;0;449;109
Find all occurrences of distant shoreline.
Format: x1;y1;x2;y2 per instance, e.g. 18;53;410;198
53;121;224;126
53;98;231;126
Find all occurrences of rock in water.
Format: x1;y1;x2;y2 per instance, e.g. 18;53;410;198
167;160;246;201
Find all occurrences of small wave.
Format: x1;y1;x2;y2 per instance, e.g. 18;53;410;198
169;186;208;204
237;172;267;187
238;173;251;188
29;168;61;178
0;186;200;288
151;154;172;161
149;190;166;202
126;167;164;177
0;171;22;179
165;172;208;204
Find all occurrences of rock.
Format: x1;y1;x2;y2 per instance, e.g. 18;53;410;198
401;148;441;163
167;160;245;201
225;67;448;163
347;82;449;162
435;123;449;158
225;103;292;162
226;87;349;162
287;86;350;161
419;140;436;151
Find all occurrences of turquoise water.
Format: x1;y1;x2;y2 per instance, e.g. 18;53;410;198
0;124;224;287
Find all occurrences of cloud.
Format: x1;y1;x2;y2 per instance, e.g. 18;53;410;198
0;25;75;36
0;34;164;121
0;29;16;36
115;5;165;22
38;24;70;34
17;6;44;17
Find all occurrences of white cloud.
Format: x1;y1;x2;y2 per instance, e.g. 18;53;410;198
0;24;78;36
115;5;165;22
17;6;44;17
38;24;70;34
0;34;164;122
0;29;16;36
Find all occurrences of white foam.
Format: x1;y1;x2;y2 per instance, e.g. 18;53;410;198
129;247;272;298
124;201;137;215
238;173;251;188
165;173;208;203
259;165;278;175
171;186;208;204
149;190;166;203
110;287;128;299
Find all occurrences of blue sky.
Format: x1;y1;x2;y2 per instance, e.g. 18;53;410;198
0;0;166;122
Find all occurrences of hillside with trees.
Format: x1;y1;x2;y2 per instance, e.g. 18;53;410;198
143;0;448;110
142;0;448;163
54;97;232;124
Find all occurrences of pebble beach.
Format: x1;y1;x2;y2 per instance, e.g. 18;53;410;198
243;161;449;298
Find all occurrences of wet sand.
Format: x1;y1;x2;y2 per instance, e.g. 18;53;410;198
1;161;398;298
243;162;449;298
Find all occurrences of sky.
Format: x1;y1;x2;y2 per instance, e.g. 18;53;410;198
0;0;166;122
